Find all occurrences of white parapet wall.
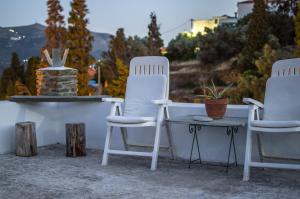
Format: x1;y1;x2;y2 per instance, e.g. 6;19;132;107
0;100;300;164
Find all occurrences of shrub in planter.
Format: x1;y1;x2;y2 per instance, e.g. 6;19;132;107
199;81;232;119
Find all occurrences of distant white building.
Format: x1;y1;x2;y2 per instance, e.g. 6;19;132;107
184;0;281;37
237;1;254;19
187;15;237;36
237;0;281;19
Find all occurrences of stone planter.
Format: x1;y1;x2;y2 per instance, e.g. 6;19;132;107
204;98;228;119
36;67;78;96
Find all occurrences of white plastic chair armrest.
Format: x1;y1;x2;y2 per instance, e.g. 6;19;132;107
243;98;264;109
102;97;124;103
151;99;172;105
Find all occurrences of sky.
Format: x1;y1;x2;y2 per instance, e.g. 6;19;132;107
0;0;239;44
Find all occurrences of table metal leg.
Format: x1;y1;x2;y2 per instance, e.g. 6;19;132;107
226;126;238;172
189;130;196;168
195;130;202;164
232;131;238;166
188;124;202;168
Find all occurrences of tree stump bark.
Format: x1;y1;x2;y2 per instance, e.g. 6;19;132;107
66;123;86;157
15;122;38;157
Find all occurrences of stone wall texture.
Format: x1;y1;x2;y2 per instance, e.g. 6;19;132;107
36;68;78;96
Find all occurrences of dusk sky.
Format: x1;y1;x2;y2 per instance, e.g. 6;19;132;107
0;0;239;43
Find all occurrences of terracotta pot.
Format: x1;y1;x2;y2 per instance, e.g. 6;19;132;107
204;98;229;119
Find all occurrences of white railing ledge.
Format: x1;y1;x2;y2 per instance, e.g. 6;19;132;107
170;102;248;110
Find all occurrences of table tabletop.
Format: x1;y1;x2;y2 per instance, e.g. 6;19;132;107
166;115;247;127
10;95;109;103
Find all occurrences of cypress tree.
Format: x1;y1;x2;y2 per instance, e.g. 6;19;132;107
102;28;127;76
0;77;4;99
247;0;268;53
241;0;269;70
0;53;25;99
147;12;164;55
10;52;24;83
295;2;300;56
126;35;148;60
66;0;94;95
108;59;128;98
25;57;40;95
112;28;127;64
0;68;14;99
44;0;66;52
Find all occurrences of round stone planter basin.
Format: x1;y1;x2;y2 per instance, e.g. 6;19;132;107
36;66;78;96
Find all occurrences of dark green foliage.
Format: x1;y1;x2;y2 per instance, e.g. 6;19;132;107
126;36;148;60
94;61;114;84
241;0;269;70
111;28;127;64
295;2;300;56
246;0;269;52
166;25;246;64
166;33;198;61
66;0;94;96
229;37;296;103
102;28;128;77
193;9;294;68
0;52;26;99
147;12;164;55
271;0;298;16
10;52;24;83
268;13;295;46
102;29;148;76
0;67;14;99
108;59;128;98
25;57;40;95
102;11;164;92
197;26;246;64
236;14;251;27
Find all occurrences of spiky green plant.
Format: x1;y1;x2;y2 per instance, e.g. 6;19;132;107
198;80;232;99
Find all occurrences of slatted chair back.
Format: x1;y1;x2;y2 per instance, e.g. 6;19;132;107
271;58;300;77
264;58;300;120
129;56;169;98
124;56;169;118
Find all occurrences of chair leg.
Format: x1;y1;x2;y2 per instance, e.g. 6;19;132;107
256;133;264;163
151;123;162;171
116;105;128;151
243;128;252;181
102;126;113;166
120;127;128;151
166;123;175;160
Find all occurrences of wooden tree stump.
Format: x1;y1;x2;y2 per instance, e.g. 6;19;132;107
66;123;86;157
15;122;38;157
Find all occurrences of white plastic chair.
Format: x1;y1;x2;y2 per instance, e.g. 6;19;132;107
101;56;175;170
243;58;300;181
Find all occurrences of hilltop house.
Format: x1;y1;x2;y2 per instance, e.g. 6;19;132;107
237;0;283;19
184;0;278;37
237;0;254;19
187;15;237;36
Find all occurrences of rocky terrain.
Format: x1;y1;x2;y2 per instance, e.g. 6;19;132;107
169;58;238;102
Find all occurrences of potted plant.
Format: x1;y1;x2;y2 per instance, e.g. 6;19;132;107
199;80;232;119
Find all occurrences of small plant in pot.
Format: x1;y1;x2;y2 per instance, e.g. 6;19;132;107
199;81;232;119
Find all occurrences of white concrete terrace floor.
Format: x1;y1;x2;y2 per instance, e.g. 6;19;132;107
0;144;299;199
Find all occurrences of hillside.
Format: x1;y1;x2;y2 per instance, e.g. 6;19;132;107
170;58;238;102
0;23;111;73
